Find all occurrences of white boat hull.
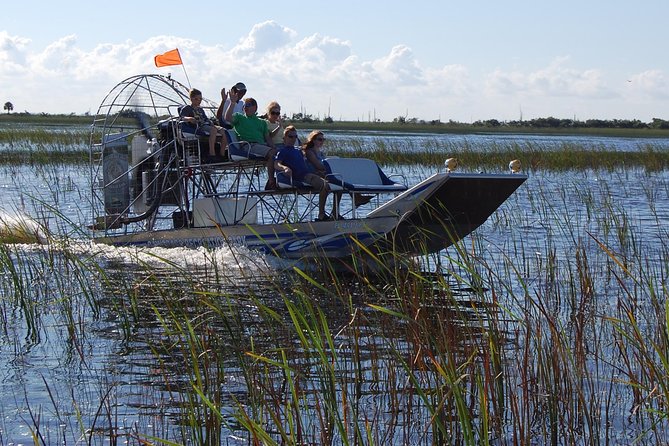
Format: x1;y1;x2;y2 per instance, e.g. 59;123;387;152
95;215;400;259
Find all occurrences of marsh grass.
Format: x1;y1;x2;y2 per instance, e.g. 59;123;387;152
2;204;669;444
0;130;668;171
328;139;669;172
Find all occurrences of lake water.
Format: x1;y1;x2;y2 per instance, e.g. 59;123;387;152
326;129;669;153
0;131;668;444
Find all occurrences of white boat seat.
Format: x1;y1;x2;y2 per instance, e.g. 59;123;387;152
323;158;407;192
276;172;313;189
176;105;207;139
225;129;267;162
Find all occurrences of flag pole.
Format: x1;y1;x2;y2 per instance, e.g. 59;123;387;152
176;49;192;89
154;48;191;89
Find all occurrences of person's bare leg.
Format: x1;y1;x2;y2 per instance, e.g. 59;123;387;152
331;192;342;218
318;188;328;219
209;132;217;156
265;148;277;189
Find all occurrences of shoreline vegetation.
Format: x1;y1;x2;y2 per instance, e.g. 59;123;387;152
2;112;669;138
1;113;668;171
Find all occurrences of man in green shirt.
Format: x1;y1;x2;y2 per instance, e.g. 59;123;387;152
224;93;277;190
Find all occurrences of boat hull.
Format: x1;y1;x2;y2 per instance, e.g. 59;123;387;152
94;215;401;260
376;172;527;255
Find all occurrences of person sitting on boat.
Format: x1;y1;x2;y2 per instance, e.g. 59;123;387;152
302;130;344;217
264;101;285;146
275;126;334;221
180;88;226;161
304;130;372;209
302;130;327;176
224;92;278;190
216;81;246;123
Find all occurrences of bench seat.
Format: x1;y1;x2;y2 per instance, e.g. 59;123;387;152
323;158;407;192
276;172;313;190
225;129;267;161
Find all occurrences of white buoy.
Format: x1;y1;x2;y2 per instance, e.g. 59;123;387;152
445;158;458;172
509;159;521;173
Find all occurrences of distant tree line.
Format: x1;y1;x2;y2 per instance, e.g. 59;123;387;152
242;112;669;130
470;117;669;130
4;108;669;130
386;115;669;129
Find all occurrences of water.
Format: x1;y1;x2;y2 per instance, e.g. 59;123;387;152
1;132;669;444
323;128;669;152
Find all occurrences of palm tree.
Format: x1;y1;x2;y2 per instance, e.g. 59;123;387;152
3;102;13;114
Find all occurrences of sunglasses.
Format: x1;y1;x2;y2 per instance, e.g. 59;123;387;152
315;137;325;142
286;134;298;138
244;103;256;108
270;110;280;116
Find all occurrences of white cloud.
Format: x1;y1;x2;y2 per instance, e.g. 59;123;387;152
231;20;297;58
368;45;422;86
293;34;353;63
485;57;614;99
628;70;668;99
0;24;665;121
0;31;31;75
424;64;471;96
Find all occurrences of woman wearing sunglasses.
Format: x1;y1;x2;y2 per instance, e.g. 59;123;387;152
302;130;327;176
264;101;285;146
302;130;343;218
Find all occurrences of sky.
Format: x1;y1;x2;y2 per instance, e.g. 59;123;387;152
1;0;668;123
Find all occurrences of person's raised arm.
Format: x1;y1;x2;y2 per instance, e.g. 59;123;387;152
224;90;239;123
216;88;227;122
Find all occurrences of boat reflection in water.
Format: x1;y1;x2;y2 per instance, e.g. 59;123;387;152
85;248;500;445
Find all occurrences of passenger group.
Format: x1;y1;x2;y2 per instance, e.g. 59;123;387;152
179;82;341;220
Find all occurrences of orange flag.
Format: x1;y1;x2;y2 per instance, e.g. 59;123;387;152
154;49;183;67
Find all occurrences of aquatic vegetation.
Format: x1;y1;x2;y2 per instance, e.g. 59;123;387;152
0;128;668;172
0;128;669;444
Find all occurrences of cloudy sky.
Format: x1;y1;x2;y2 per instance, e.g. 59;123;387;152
1;0;668;122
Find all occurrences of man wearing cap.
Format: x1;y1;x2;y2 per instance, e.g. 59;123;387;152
217;82;247;123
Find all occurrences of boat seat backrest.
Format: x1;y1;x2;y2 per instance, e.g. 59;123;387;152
323;158;407;192
177;104;220;138
224;129;265;161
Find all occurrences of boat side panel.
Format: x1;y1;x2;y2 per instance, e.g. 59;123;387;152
94;216;400;259
381;173;527;255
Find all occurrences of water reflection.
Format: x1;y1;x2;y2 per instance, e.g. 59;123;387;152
0;242;497;444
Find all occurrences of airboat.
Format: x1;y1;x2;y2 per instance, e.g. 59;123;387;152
88;74;526;266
